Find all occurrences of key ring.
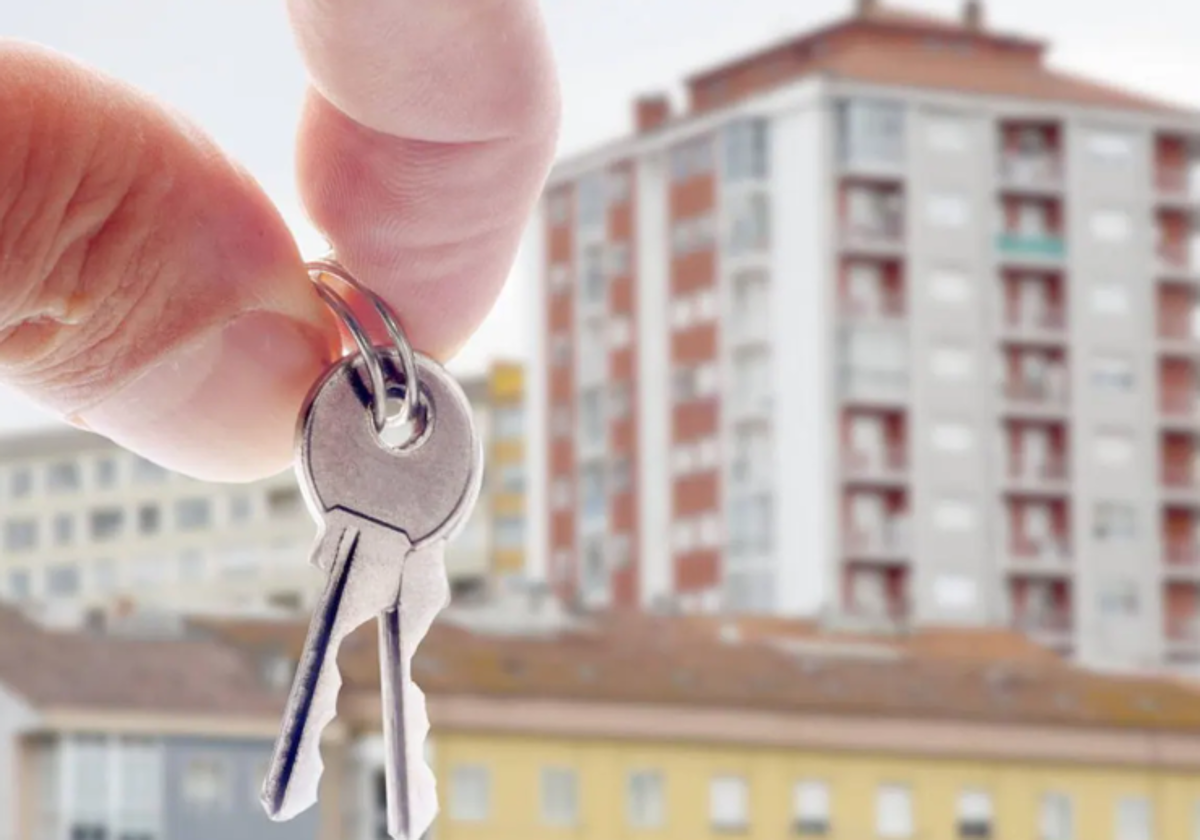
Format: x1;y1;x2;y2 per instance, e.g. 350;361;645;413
306;256;420;434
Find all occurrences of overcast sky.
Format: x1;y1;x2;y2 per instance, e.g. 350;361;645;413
0;0;1198;431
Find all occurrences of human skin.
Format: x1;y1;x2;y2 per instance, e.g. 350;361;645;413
0;0;560;482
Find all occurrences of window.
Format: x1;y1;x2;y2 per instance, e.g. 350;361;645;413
724;118;769;182
929;268;970;303
70;736;110;840
577;172;606;227
137;504;160;535
46;565;80;597
1100;580;1140;619
1088;131;1134;160
499;463;525;494
628;770;665;828
698;513;721;549
115;737;163;838
582;243;606;303
547;190;570;226
932;422;974;452
927;193;969;228
793;780;830;835
229;494;253;524
580;464;605;519
9;467;32;498
551;334;571;368
957;789;992;838
670;138;714;182
838;99;904;166
182;758;229;810
541;767;579;826
608;169;631;204
1095;431;1135;466
580;387;605;444
1091;282;1130;314
672;444;697;476
551;406;572;438
610;317;632;349
91;508;123;541
132;456;168;484
611;458;631;494
267;487;304;519
549;263;571;294
876;785;913;839
5;518;37;551
175;498;211;531
608;242;631;278
728;192;771;255
926;115;968;152
91;456;117;489
934;575;977;610
610;383;631;419
672;519;697;553
931;345;973;380
1091;209;1132;242
933;498;977;532
494;406;524;439
450;765;490;822
53;513;74;546
1116;797;1151;840
46;461;80;493
1092;355;1135;392
1095;502;1137;541
7;569;30;600
1040;793;1073;840
709;775;749;831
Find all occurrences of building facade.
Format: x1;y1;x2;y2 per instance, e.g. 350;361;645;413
0;362;526;617
530;0;1200;669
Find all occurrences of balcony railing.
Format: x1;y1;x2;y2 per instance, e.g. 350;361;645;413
840;369;909;403
1015;608;1073;634
841;291;906;320
1005;306;1066;333
1164;461;1199;489
1167;615;1200;642
1162;390;1200;417
844;447;907;478
1011;538;1072;565
1166;544;1200;567
842;218;904;249
1159;240;1200;273
1008;457;1069;484
1002;375;1069;406
845;517;910;557
997;233;1066;260
1158;166;1200;200
1000;154;1063;189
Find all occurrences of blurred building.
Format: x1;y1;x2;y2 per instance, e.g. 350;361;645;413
530;0;1200;670
6;599;1200;840
0;362;526;618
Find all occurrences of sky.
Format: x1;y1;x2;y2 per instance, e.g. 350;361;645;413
0;0;1198;431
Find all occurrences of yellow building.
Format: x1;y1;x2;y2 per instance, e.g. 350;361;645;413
205;605;1200;840
484;361;526;582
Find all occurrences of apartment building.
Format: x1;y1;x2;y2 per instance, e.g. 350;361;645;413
0;362;526;617
529;0;1200;669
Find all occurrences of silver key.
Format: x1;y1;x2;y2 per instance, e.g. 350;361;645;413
261;348;482;838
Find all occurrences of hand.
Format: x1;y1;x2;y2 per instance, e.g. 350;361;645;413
0;0;559;482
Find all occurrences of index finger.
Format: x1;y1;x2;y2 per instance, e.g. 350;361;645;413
289;0;560;359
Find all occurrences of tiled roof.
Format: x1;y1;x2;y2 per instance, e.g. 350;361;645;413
201;610;1200;733
0;607;282;717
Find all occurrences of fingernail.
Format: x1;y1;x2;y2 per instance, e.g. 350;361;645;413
78;311;332;481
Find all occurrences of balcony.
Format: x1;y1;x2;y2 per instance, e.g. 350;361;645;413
1014;608;1073;648
1159;240;1200;279
999;154;1063;193
840;369;909;407
1001;374;1069;415
845;516;910;562
843;447;907;486
841;217;904;256
1166;615;1200;652
996;233;1066;264
1007;456;1070;493
840;290;906;323
1002;305;1066;343
1010;535;1072;568
1165;544;1200;580
1157;165;1200;204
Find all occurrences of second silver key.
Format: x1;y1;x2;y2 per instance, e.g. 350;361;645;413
262;348;482;834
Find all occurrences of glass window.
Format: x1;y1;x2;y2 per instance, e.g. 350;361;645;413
581;243;606;303
724;118;769;182
580;387;605;444
1117;797;1151;840
70;736;109;835
493;407;524;440
793;780;830;834
1095;431;1135;466
53;513;74;546
580;465;605;520
627;770;665;828
175;498;212;531
229;494;253;524
607;242;631;278
607;169;631;204
132;456;168;484
876;784;913;839
709;775;749;831
1089;131;1135;160
931;345;974;380
1092;355;1135;392
931;422;974;452
450;765;490;822
577;172;606;226
494;517;524;550
926;115;968;152
499;463;525;494
934;575;977;610
116;737;162;837
267;487;304;519
95;457;118;489
9;569;32;601
46;461;81;493
1095;502;1137;541
138;504;161;536
728;192;771;255
838;99;905;166
609;316;632;349
1040;793;1073;840
540;767;579;827
5;518;37;551
1100;580;1140;619
611;458;631;494
90;508;123;541
182;757;229;810
9;467;32;499
1091;282;1130;314
46;565;80;596
957;789;992;838
1091;209;1132;242
927;193;969;228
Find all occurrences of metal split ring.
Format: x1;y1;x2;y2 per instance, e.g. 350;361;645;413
306;257;420;434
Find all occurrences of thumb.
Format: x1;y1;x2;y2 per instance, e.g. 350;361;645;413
0;43;338;482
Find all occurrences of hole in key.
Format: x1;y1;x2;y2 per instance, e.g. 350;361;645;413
378;386;431;450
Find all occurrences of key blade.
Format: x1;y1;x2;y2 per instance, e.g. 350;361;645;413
379;541;451;840
262;516;411;822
